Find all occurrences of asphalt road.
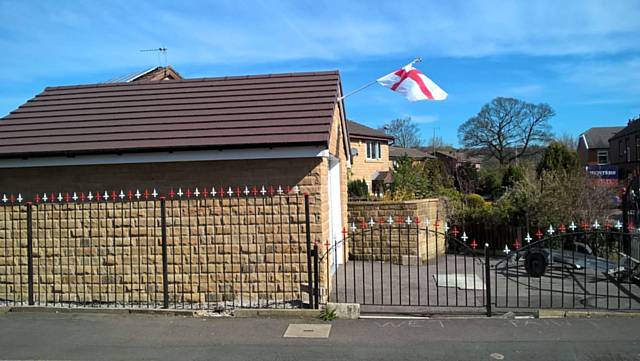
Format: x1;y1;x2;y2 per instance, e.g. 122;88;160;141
1;311;640;360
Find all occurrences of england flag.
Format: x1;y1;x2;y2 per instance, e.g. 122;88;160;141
377;63;447;102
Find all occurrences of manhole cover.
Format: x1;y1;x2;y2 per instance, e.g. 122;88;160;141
283;324;332;338
434;274;485;290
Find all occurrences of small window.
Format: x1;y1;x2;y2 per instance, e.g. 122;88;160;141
619;140;624;158
366;141;381;160
626;138;631;162
597;150;609;165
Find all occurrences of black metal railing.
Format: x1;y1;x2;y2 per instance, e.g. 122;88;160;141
492;225;640;311
324;219;488;313
0;187;318;310
326;218;640;315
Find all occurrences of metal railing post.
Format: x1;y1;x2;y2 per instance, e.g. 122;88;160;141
313;243;320;309
484;243;491;317
304;194;314;309
26;202;34;306
160;197;169;309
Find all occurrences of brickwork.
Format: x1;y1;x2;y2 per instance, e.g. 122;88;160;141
0;103;352;307
347;199;446;264
348;138;391;191
0;194;320;308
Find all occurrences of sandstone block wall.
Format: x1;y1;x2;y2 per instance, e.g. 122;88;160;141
347;199;446;264
0;193;321;308
348;138;391;191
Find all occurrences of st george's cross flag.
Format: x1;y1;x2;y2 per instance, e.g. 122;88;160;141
377;63;447;101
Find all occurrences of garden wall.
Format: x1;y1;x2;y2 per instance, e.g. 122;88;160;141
347;198;446;264
0;194;317;309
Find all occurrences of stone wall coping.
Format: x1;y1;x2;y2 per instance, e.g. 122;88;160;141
348;198;440;206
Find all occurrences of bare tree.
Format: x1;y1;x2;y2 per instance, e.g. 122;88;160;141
381;117;422;148
425;135;453;153
555;132;578;150
458;97;554;165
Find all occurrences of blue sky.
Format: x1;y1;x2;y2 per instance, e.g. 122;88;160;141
1;0;639;146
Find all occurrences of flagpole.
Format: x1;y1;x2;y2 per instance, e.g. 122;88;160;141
338;57;422;101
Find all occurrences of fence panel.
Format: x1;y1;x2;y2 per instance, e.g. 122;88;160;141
325;219;488;313
492;227;640;311
0;187;312;310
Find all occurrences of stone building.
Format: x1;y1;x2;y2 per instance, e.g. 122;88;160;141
0;70;351;307
602;118;640;179
346;120;393;192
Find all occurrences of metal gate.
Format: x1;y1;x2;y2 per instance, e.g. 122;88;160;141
328;217;640;315
325;219;489;314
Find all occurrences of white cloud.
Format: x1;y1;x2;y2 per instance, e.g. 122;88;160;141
553;56;640;98
407;114;438;124
1;0;639;84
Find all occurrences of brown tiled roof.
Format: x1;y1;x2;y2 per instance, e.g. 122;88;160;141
389;146;434;159
0;71;342;158
347;120;393;142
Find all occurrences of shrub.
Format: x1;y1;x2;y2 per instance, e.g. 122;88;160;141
536;141;580;178
348;179;369;199
391;156;454;200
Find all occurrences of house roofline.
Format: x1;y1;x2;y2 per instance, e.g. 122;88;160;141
0;145;330;168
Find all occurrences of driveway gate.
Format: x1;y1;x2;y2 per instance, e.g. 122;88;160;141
327;217;640;314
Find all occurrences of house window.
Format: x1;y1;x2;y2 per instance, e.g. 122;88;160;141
597;150;609;165
366;141;382;160
619;140;624;159
626;138;631;162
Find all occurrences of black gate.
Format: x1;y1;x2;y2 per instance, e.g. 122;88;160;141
325;219;489;314
328;217;640;314
492;223;640;311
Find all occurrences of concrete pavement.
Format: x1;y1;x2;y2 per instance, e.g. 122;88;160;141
0;311;639;360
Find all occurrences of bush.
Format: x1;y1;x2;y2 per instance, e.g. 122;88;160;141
464;193;486;209
455;162;480;193
390;156;454;200
348;179;369;199
479;168;503;199
502;163;525;189
536;141;580;178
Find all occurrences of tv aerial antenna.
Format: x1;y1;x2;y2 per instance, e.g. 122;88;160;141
140;47;168;67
